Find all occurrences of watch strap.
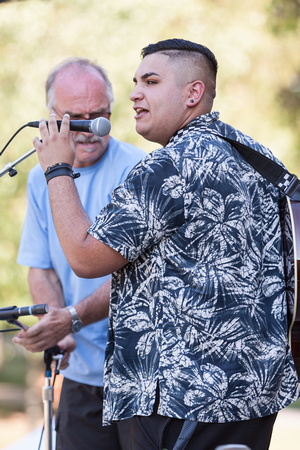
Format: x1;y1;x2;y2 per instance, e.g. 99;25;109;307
66;305;83;333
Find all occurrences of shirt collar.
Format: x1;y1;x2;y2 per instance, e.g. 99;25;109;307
169;111;220;145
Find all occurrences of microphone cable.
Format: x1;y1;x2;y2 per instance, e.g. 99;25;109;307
0;123;29;157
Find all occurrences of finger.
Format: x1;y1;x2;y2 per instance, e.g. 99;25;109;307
38;117;48;135
60;113;71;135
59;359;69;370
62;352;70;366
47;113;59;134
33;136;42;149
13;334;39;347
12;330;26;339
12;336;23;346
12;338;38;352
20;324;42;339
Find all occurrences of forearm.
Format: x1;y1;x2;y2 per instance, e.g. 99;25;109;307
28;267;65;309
34;115;128;278
13;275;111;352
75;279;110;326
13;268;72;351
28;252;110;326
47;176;127;278
47;175;95;275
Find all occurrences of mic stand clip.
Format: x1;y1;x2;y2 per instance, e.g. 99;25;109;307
0;146;36;178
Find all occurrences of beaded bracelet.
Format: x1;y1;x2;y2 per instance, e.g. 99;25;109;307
44;163;80;184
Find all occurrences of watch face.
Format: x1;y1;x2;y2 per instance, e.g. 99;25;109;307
72;320;83;333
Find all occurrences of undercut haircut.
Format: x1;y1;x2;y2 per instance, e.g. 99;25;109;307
141;38;218;100
141;38;218;79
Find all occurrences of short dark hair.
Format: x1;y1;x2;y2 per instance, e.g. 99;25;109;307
141;38;218;78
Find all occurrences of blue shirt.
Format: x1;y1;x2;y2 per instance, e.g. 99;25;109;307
17;137;146;386
89;112;299;424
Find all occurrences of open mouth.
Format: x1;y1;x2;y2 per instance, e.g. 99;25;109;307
134;107;148;118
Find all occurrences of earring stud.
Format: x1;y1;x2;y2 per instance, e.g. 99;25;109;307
190;99;194;103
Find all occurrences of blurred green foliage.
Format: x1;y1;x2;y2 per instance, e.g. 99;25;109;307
0;0;299;397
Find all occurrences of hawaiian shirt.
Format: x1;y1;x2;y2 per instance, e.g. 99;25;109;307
88;112;299;425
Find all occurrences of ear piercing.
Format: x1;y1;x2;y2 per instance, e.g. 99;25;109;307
190;99;194;103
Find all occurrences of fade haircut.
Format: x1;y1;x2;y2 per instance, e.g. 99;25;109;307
141;38;218;99
46;57;114;109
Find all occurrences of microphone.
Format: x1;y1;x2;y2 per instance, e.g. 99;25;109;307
26;117;111;137
0;303;49;321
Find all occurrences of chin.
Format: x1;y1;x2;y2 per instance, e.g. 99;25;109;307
76;144;100;156
142;133;163;146
136;127;153;142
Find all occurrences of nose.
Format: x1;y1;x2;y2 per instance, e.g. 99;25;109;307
129;84;143;102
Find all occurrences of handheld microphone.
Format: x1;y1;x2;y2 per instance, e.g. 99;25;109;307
0;304;49;321
26;117;111;137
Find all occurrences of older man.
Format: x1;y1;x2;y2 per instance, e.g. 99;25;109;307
15;57;146;450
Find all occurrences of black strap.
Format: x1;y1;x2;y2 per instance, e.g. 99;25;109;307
173;420;198;450
213;133;300;201
44;162;80;184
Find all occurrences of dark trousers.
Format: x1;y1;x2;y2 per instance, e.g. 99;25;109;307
131;407;277;450
55;378;132;450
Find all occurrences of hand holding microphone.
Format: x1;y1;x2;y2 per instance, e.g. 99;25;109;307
27;116;111;137
32;113;110;172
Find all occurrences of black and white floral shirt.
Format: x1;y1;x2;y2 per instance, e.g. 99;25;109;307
89;112;299;425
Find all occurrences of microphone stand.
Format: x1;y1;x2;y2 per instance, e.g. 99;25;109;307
0;146;36;178
43;347;63;450
0;306;63;450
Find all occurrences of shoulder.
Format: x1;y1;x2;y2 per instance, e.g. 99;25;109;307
209;120;277;161
126;147;180;184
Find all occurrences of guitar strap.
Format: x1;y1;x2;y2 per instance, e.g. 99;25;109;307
212;131;300;383
213;133;300;201
172;420;198;450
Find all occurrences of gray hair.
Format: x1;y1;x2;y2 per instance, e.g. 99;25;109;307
46;57;114;109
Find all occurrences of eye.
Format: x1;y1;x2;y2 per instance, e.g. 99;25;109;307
147;80;157;85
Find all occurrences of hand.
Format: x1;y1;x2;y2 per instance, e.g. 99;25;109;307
52;334;77;370
12;307;72;353
33;113;75;172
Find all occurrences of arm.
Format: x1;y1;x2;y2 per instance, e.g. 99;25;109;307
13;267;73;353
13;269;111;353
34;114;128;278
29;264;110;327
28;267;65;309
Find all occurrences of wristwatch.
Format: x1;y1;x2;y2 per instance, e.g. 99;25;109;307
66;305;83;333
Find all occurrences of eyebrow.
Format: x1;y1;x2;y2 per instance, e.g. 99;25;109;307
65;107;109;116
133;71;161;82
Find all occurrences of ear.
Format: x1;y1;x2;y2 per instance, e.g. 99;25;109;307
186;80;205;107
